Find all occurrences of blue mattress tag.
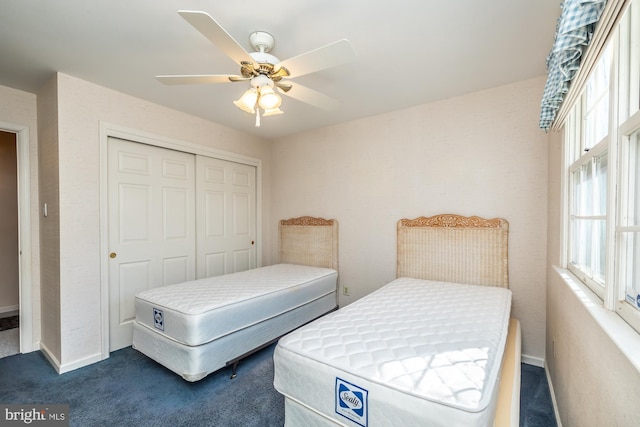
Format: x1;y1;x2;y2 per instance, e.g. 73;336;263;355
153;308;164;331
335;377;368;427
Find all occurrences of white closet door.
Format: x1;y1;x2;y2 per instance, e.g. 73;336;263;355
107;137;196;351
196;156;256;278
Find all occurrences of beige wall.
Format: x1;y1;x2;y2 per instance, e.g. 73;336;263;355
49;73;270;370
37;76;61;362
546;128;640;425
0;131;19;312
270;77;549;362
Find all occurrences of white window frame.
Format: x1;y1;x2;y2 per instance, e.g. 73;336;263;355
567;137;609;298
566;44;613;299
564;1;640;334
615;114;640;332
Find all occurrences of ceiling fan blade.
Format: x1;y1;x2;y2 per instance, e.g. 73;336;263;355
279;82;340;111
156;75;242;85
276;39;356;78
177;10;254;65
274;82;292;92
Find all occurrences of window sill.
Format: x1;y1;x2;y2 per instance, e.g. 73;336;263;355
554;266;640;374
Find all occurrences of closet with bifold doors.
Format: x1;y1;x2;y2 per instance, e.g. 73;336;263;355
106;137;257;350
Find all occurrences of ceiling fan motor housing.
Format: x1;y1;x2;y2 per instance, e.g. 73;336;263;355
249;31;275;52
249;51;280;66
249;31;281;67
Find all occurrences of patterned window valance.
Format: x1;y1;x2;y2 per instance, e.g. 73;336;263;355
539;0;607;130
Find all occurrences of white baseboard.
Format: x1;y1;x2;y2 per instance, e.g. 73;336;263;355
544;362;563;427
59;352;103;374
40;342;103;374
0;305;19;317
522;353;544;367
40;342;62;374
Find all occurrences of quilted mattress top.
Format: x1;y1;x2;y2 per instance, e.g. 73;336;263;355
135;263;337;315
276;277;512;413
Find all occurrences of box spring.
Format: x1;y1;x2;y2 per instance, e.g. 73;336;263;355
134;291;337;381
132;263;338;381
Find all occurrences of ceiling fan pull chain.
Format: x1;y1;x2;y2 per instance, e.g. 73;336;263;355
255;109;261;127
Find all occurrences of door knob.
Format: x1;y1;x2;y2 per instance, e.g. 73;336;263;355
109;252;117;259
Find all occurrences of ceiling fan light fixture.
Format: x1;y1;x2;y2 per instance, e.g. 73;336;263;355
233;88;258;113
262;106;283;117
257;85;282;110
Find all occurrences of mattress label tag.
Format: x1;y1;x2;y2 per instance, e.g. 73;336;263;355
153;308;164;331
335;377;368;427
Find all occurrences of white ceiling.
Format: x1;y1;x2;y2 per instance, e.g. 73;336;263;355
0;1;560;140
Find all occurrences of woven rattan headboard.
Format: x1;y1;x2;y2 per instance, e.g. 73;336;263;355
397;214;509;288
278;216;339;271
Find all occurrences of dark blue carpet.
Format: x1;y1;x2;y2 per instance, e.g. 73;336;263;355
0;344;284;426
0;345;556;426
520;363;557;427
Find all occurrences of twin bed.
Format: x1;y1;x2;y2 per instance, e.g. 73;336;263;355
273;214;521;427
132;216;339;381
132;213;521;426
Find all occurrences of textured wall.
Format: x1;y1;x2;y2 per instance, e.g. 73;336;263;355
270;77;549;362
37;75;61;362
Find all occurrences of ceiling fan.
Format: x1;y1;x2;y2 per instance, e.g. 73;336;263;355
156;10;357;127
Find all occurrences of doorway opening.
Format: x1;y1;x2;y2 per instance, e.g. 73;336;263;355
0;130;20;357
0;121;33;356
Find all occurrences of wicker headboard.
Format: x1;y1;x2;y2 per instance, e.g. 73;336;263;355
397;214;509;288
278;216;339;271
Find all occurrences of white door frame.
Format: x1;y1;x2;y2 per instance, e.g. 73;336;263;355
0;121;34;353
98;122;262;360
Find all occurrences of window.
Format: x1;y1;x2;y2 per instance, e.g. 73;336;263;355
569;149;608;290
565;1;640;333
567;46;611;297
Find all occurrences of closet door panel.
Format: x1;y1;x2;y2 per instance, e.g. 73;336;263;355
108;137;196;351
196;156;256;278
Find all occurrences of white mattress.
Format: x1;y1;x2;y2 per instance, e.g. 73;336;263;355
134;263;338;346
273;277;512;427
